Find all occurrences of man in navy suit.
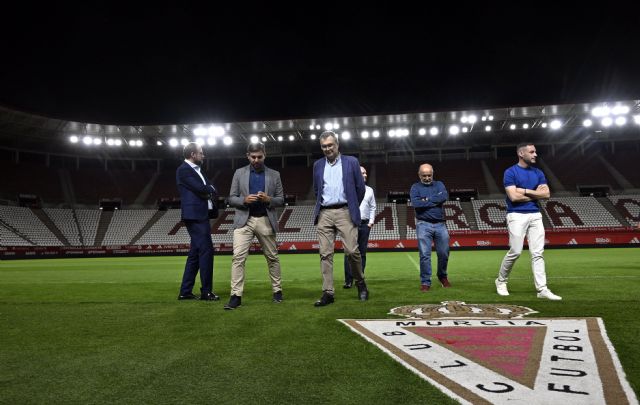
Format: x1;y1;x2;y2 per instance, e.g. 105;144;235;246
312;131;369;306
176;142;220;301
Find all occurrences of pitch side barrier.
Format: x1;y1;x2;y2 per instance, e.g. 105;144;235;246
1;227;638;259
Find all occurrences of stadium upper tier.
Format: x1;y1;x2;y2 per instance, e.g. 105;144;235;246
0;196;637;247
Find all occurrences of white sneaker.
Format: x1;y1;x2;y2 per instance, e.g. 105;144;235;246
537;288;562;301
495;279;509;296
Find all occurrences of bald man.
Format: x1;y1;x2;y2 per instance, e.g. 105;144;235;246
409;163;451;292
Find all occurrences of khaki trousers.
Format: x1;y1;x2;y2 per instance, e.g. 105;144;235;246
317;207;364;294
230;216;282;296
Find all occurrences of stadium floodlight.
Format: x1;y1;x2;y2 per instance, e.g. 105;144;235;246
583;119;593;127
310;134;316;140
137;140;144;146
448;125;460;135
371;130;380;138
288;135;295;141
634;115;640;125
549;119;562;130
481;116;487;121
207;137;216;146
156;140;162;146
69;135;79;143
250;135;259;144
222;136;233;146
341;131;350;140
601;117;613;127
615;116;627;126
93;138;102;145
509;124;516;130
591;106;610;117
488;115;494;121
388;129;396;138
169;138;179;147
324;123;334;131
460;116;468;123
195;138;205;146
429;127;439;136
107;139;115;146
181;138;189;146
612;105;629;115
277;135;283;142
315;124;321;130
541;122;548;128
261;136;267;142
334;123;340;130
209;126;225;137
83;136;93;145
461;127;469;133
485;125;492;132
418;128;426;136
467;115;477;124
309;124;315;130
114;139;122;146
522;123;530;129
361;130;370;139
194;127;207;137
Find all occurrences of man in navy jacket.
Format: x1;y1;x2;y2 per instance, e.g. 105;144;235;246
176;142;220;301
312;131;369;306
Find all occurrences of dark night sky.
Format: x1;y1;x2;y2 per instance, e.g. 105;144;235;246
1;3;639;125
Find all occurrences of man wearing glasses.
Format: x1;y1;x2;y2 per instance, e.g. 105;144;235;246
176;142;220;301
312;131;369;306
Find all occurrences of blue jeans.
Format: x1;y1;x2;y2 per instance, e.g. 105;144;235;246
416;221;449;285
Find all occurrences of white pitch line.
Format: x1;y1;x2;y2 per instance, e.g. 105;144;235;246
406;253;420;271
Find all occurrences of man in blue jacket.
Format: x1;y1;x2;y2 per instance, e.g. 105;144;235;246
176;142;220;301
410;163;451;292
312;131;369;306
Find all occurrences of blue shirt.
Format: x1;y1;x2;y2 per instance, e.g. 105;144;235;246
410;181;448;222
321;155;347;206
503;164;547;213
248;166;267;216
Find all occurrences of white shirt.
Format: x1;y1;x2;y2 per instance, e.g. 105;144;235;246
185;159;213;210
321;154;347;206
360;185;376;225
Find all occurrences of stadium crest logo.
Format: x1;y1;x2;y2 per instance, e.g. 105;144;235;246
340;301;637;405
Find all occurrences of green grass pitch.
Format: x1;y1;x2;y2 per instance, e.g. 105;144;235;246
1;248;639;404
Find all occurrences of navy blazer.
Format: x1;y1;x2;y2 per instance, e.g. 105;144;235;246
313;154;365;226
176;161;218;221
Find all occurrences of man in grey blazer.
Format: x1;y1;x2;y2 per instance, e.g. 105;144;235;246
224;142;285;310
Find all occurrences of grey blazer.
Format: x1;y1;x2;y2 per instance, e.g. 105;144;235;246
227;165;284;233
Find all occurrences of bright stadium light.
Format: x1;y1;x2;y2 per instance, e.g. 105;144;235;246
207;137;216;146
209;126;225;137
288;135;295;141
83;136;92;145
333;123;340;130
612;105;629;115
261;137;267;142
522;123;530;129
250;135;259;143
309;124;315;130
448;125;460;135
277;135;283;142
601;117;613;127
169;138;179;147
93;138;102;145
485;125;492;132
615;116;627;126
310;134;316;140
195;138;205;146
181;138;189;146
583;119;593;127
156;141;162;146
461;127;469;133
69;135;79;143
341;131;350;140
315;124;321;130
634;115;640;125
509;124;516;130
324;123;334;131
460;116;468;123
541;122;548;128
488;115;494;121
429;127;439;136
481;116;487;121
591;106;610;117
107;139;115;146
550;119;562;130
467;115;477;124
372;130;380;138
114;139;122;146
388;129;396;137
194;127;207;137
361;131;370;139
136;140;143;147
223;136;233;146
418;128;426;136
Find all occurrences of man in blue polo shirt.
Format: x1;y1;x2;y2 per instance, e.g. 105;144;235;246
495;142;561;300
410;163;451;292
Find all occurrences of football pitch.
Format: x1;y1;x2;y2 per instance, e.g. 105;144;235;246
1;248;639;404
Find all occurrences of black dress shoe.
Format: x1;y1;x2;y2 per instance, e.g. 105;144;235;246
178;293;199;300
343;281;353;289
314;292;335;307
356;282;369;301
200;292;220;301
224;295;242;310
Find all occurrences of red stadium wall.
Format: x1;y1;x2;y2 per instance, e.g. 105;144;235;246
1;227;637;258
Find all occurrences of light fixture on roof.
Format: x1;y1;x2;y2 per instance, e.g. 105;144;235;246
461;127;469;133
612;105;629;115
509;124;516;130
93;138;102;145
418;128;426;136
324;123;334;131
114;139;122;146
541;122;548;128
69;135;79;143
207;137;216;146
181;138;189;146
310;134;316;140
82;136;92;145
195;138;205;146
315;124;321;130
341;131;350;140
582;119;593;127
615;116;626;126
194;127;207;137
591;106;610;117
388;129;396;138
261;137;267;142
277;135;283;142
372;130;380;138
288;135;295;141
222;136;233;146
333;123;340;130
250;135;259;143
361;130;370;139
522;123;530;129
485;125;492;132
634;115;640;125
467;115;477;124
107;139;115;146
169;138;179;147
601;117;613;127
309;124;315;130
429;127;439;136
448;125;460;135
549;119;562;130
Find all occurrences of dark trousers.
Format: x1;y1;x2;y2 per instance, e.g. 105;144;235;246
344;222;371;284
180;219;214;295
